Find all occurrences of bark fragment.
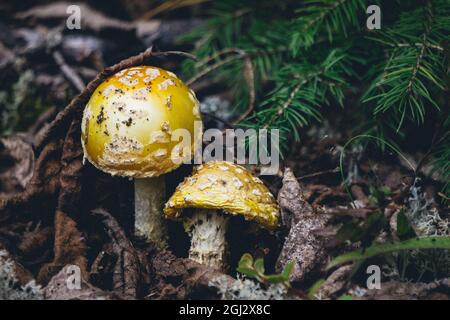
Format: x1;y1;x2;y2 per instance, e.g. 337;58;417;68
44;265;120;300
276;167;330;283
37;119;87;284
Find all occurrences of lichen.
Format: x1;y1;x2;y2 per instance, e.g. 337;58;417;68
209;275;287;300
0;69;47;135
405;178;449;237
0;250;43;300
383;178;450;281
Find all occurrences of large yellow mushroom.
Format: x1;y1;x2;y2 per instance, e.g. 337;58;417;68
81;66;202;248
164;161;279;270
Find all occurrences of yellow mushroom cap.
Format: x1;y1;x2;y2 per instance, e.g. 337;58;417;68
164;161;279;229
81;66;202;178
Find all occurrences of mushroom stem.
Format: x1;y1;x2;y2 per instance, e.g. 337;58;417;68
134;176;168;249
184;209;229;270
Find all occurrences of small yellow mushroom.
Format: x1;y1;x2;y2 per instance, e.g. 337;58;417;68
164;161;279;270
81;66;202;248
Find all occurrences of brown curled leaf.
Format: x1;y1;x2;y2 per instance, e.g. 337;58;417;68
0;136;34;197
91;208;141;298
37;119;87;284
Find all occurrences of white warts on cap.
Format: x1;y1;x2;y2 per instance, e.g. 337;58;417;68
127;70;144;77
150;130;171;143
151;148;168;159
166;71;178;79
132;87;151;100
165;95;172;109
232;177;244;189
161;121;170;132
103;85;118;97
252;177;264;184
115;69;126;77
100;134;144;166
119;75;139;86
252;189;262;196
158;79;175;90
193;104;200;118
145;68;160;81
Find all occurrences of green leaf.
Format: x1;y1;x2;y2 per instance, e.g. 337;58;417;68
238;253;254;269
281;261;295;280
307;279;326;299
264;274;287;284
396;209;416;240
379;186;392;196
254;258;265;275
327;236;450;269
237;253;258;278
236;253;294;285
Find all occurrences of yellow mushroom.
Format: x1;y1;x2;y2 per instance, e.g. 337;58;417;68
164;160;279;270
81;66;202;248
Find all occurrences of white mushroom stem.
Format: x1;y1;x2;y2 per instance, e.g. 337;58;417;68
184;209;229;270
134;176;168;249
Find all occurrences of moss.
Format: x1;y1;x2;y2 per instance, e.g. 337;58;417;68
0;70;49;135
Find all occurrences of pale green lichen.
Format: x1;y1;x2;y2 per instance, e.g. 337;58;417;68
382;179;450;281
405;179;449;237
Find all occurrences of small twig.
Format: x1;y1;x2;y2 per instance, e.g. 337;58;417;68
263;76;309;129
186;54;242;86
415;91;449;174
300;0;347;34
201;112;234;128
390;42;443;51
187;48;255;124
140;0;211;20
150;49;198;61
194;48;246;69
438;192;450;201
406;0;433;95
52;50;85;92
233;55;255;124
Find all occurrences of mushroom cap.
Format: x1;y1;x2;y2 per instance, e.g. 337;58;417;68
164;161;279;229
81;66;202;178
